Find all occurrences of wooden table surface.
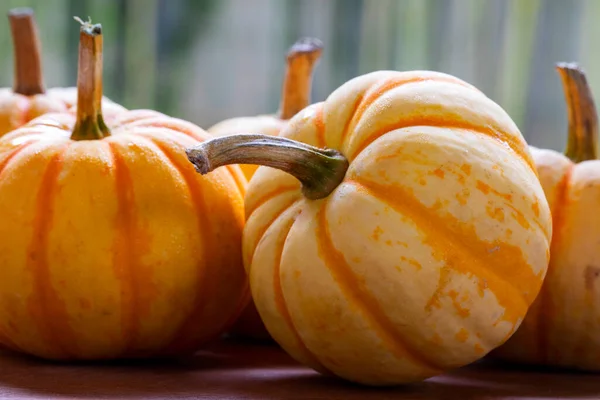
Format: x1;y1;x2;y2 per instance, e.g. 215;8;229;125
0;338;598;399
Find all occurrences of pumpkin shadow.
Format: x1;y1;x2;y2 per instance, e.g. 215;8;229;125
0;343;598;399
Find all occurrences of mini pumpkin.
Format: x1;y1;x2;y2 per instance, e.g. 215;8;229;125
0;9;120;137
186;70;552;385
0;19;248;360
492;63;600;370
209;37;323;341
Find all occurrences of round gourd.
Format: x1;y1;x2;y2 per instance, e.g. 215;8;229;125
209;37;322;341
0;19;248;360
186;70;553;385
492;63;600;370
0;9;120;138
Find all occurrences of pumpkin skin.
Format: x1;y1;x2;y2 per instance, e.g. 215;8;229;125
0;18;249;361
0;9;119;137
492;64;600;370
199;70;553;385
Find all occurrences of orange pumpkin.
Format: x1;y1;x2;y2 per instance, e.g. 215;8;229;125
209;37;323;341
0;9;120;137
492;63;600;370
186;70;553;385
0;19;248;360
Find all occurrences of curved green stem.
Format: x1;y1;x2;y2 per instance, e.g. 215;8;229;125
186;134;348;200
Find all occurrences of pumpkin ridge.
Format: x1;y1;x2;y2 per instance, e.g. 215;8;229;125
341;76;475;149
315;201;445;373
27;143;78;359
248;198;302;272
224;165;247;200
108;142;141;355
147;139;223;354
273;210;332;374
347;178;537;320
349;119;535;172
0;141;36;177
314;105;327;148
246;184;300;218
535;163;574;363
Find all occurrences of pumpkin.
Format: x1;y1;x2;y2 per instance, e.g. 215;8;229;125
0;9;121;137
492;63;600;370
186;70;553;385
209;37;323;341
0;19;248;360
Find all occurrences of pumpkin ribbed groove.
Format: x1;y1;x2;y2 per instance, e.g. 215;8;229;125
108;141;140;354
352;178;537;312
316;203;444;373
246;185;299;218
0;142;35;176
341;76;476;147
273;214;331;374
146;139;215;353
28;144;77;359
350;121;534;172
535;164;574;362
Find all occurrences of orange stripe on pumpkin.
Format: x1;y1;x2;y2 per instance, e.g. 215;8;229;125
149;140;221;354
341;75;475;147
536;163;574;363
349;118;535;173
27;143;79;359
315;201;444;373
109;142;140;355
349;179;541;333
272;210;332;375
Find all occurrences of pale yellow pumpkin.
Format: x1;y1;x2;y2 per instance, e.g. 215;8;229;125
492;63;600;370
187;70;553;385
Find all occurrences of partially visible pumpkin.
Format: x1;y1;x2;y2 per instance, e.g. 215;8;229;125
187;70;552;385
0;18;248;360
209;37;323;341
208;37;323;180
492;63;600;370
0;9;121;137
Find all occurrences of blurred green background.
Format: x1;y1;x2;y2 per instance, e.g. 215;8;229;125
0;0;598;152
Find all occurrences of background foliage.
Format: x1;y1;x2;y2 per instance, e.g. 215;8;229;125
0;0;598;152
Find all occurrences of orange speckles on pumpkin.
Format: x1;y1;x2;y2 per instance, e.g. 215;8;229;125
532;200;540;217
371;226;384;241
506;229;513;239
351;256;362;263
400;256;422;271
432;168;445;179
460;164;471;176
448;290;470;318
397;241;408;247
455;188;470;205
385;239;393;246
394;265;402;273
476;180;512;201
455;328;469;343
426;267;452;311
486;202;505;222
419;178;427;186
474;343;485;354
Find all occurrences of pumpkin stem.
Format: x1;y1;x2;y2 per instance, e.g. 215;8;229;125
278;37;323;120
8;8;45;96
557;62;598;162
70;17;110;141
186;134;348;200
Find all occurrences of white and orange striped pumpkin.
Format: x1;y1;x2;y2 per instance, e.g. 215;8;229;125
493;63;600;370
186;69;552;385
